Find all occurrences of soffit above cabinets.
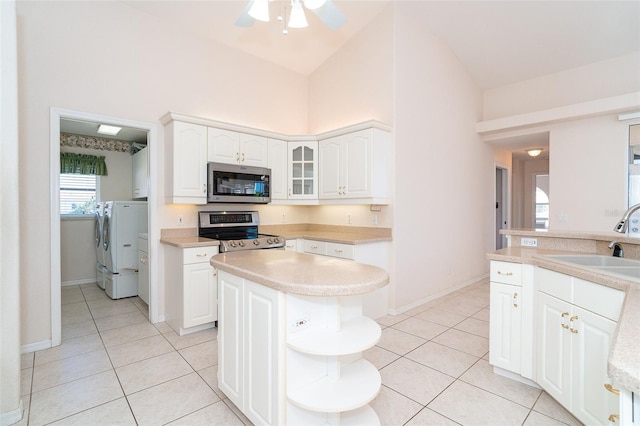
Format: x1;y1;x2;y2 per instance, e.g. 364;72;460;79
60;118;148;145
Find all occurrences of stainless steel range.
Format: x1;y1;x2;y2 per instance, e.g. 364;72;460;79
198;211;285;252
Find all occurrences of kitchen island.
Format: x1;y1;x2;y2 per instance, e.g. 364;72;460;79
210;250;389;426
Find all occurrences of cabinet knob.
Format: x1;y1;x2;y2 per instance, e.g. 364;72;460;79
203;184;206;193
196;253;208;257
604;384;620;396
512;292;518;308
569;315;579;334
497;270;513;276
561;312;570;329
608;414;619;423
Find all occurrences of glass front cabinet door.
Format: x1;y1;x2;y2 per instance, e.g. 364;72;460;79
288;141;318;200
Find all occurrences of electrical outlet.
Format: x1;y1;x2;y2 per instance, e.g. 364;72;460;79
521;237;538;247
347;213;352;224
281;213;286;223
372;214;378;225
178;216;184;226
559;214;568;223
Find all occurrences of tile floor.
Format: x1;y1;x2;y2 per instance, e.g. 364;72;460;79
16;280;582;425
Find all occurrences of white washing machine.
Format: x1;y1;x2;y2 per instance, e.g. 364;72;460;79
102;201;148;299
94;202;106;290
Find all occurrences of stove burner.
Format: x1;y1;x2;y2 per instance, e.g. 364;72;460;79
198;211;285;252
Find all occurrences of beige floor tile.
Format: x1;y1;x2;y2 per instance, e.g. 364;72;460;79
116;351;194;395
454;317;490;339
61;287;85;305
86;296;131;309
459;359;541;408
369;385;423;426
380;358;455;405
434;300;485;317
100;322;160;348
402;299;443;317
405;407;461;425
363;345;401;370
167;400;244;425
428;380;530;426
154;321;174;334
415;307;468;327
48;397;136;425
471;308;490;322
80;286;110;301
127;373;219;425
432;329;489;357
163;327;218;350
532;392;582;426
406;341;480;378
197;365;225;399
61;301;91;316
29;370;123;426
107;334;174;368
12;395;30;426
391;317;449;340
61;303;93;327
376;327;427;356
523;410;569;426
223;398;253;425
35;333;104;366
94;309;148;332
32;348;112;392
21;368;32;396
61;321;98;340
450;293;490;308
21;352;34;369
179;340;218;371
89;300;140;319
375;313;409;327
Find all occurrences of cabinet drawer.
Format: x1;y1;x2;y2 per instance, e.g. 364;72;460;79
573;278;624;322
490;261;522;285
536;267;572;302
183;247;218;265
304;240;326;255
284;239;298;252
326;242;354;260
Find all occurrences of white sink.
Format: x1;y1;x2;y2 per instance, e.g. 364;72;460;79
594;266;640;280
543;254;640;267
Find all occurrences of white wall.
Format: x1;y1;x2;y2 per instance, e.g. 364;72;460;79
60;217;97;285
483;52;640;120
391;3;492;310
17;0;308;347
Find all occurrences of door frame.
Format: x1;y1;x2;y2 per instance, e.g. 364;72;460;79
50;107;159;346
495;163;510;250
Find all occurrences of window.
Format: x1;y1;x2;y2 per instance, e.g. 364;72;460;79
60;173;97;215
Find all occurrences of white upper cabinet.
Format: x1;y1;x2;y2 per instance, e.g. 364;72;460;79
207;128;268;167
268;138;288;201
288;141;318;201
319;127;390;202
164;120;207;205
132;146;148;199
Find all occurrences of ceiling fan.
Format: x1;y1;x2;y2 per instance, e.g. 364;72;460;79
236;0;347;32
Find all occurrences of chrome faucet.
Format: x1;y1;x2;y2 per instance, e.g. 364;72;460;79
613;202;640;233
609;241;624;257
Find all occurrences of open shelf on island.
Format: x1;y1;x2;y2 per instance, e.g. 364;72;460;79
287;316;381;356
288;359;381;413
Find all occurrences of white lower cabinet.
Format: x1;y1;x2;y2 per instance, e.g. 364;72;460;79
536;268;624;426
165;245;218;335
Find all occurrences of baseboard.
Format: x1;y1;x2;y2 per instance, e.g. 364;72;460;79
0;399;23;426
389;274;489;316
493;366;540;388
21;339;52;354
62;278;97;287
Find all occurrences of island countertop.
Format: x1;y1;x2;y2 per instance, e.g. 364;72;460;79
210;250;389;296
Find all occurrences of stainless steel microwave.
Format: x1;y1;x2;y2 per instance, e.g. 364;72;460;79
207;162;271;204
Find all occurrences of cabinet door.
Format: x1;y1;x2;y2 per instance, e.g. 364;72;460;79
343;130;371;198
284;239;298;252
537;292;572;406
137;250;149;304
170;121;207;203
571;305;619;426
489;282;521;374
318;137;342;199
218;272;244;409
268;139;288;200
288;142;318;199
132;146;148;199
183;263;217;328
239;133;268;167
244;281;282;426
208;127;239;164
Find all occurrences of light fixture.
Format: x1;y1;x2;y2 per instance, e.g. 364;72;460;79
97;124;122;136
288;0;308;28
248;0;270;22
526;148;543;158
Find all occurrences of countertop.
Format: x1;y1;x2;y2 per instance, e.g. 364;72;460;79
275;230;391;244
160;236;220;248
488;246;640;394
210;250;389;297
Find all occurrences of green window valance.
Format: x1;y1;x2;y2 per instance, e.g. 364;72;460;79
60;153;108;176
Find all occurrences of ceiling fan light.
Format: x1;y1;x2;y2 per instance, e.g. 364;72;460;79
527;148;543;158
303;0;327;10
248;0;270;22
288;0;308;28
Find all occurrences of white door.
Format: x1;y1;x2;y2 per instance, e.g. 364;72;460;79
489;282;521;374
183;263;217;328
343;130;371;198
173;122;207;200
268;139;288;200
208;128;239;164
239;133;268;167
218;272;244;409
318;137;342;199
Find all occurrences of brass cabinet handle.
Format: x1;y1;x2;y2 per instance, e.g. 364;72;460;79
569;315;579;334
196;253;208;257
604;384;620;396
513;292;518;308
561;312;570;329
608;414;619;423
497;270;513;276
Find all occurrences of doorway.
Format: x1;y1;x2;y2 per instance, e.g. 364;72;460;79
495;166;509;249
50;108;158;347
